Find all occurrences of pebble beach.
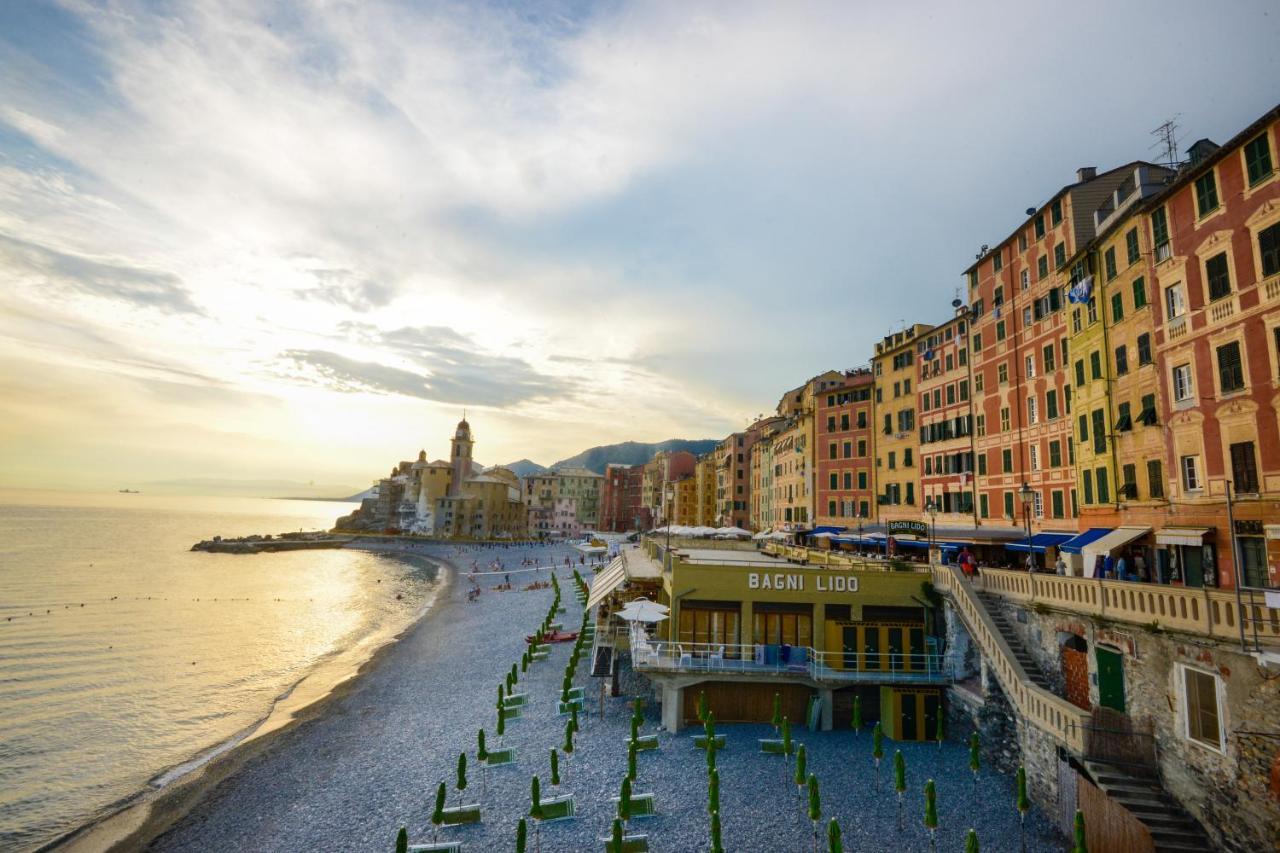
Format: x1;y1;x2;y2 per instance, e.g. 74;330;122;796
146;542;1065;852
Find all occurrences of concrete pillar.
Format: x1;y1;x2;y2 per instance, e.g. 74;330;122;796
661;683;683;732
819;687;834;731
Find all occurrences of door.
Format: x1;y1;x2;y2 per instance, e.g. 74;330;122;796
922;692;940;742
1062;639;1091;711
887;627;903;673
1182;546;1204;588
1095;647;1125;713
908;627;925;671
900;692;919;740
863;627;881;670
842;627;859;670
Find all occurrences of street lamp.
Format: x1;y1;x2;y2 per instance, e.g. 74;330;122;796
1019;482;1035;571
664;482;675;570
925;498;938;565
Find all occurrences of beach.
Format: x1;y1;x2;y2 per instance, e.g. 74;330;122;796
62;540;1066;853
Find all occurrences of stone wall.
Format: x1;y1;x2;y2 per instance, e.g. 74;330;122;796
958;593;1280;853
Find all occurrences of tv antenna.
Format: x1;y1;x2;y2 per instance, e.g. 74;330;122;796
1151;115;1182;169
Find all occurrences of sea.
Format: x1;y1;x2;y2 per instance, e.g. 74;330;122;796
0;490;443;852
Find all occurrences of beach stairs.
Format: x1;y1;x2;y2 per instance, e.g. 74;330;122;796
600;833;649;852
975;590;1053;691
611;792;657;818
484;747;516;767
409;842;462;853
591;646;614;678
1081;759;1213;853
440;803;481;825
536;793;576;821
758;737;798;755
691;734;726;750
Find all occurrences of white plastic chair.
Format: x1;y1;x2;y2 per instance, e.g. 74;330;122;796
677;645;692;668
709;645;724;668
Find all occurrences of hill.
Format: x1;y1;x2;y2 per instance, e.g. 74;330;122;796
549;439;720;474
502;459;549;478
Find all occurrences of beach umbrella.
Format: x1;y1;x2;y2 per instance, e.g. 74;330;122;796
618;600;669;622
782;716;793;756
395;826;408;853
808;774;822;853
627;738;637;782
965;829;980;853
711;809;723;853
610;819;624;853
1072;810;1087;853
771;693;782;734
828;818;843;853
516;818;528;853
704;710;716;742
697;690;709;722
923;779;938;852
851;695;862;736
872;722;884;787
550;748;560;786
618;776;632;822
1016;765;1031;852
455;752;467;806
935;711;945;749
431;782;446;841
529;776;543;853
894;750;906;829
969;732;980;792
708;768;720;815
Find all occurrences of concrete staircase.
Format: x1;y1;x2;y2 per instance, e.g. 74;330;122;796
1082;759;1214;853
975;590;1053;692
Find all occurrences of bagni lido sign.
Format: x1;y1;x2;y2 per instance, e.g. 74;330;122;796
747;572;860;593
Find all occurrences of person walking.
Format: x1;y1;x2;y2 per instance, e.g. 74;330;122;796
1055;554;1067;576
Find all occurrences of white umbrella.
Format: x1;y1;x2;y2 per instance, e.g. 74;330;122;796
617;600;669;622
752;530;772;540
718;526;751;538
811;531;836;539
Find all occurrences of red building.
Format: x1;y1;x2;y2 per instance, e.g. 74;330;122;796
813;369;875;526
599;463;645;533
1150;106;1280;589
917;310;982;529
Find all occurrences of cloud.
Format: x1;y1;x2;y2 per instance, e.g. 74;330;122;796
294;268;396;311
280;321;578;407
0;232;201;314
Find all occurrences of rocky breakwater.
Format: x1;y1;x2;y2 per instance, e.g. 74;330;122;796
192;532;353;554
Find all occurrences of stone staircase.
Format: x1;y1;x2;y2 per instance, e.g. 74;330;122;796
975;590;1053;692
1082;759;1214;852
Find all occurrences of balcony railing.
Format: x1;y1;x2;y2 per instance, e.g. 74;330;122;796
630;636;946;684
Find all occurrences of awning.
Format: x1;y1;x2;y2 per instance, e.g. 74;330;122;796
1059;528;1112;554
1082;527;1150;577
586;559;627;609
1005;532;1077;554
1156;527;1211;547
806;526;847;536
894;538;931;550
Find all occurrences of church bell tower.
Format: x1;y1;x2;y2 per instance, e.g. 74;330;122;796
448;415;474;497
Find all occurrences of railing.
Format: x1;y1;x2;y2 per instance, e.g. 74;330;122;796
931;564;1089;754
973;567;1280;646
631;637;946;684
762;542;931;572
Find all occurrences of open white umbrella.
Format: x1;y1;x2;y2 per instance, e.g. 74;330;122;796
617;600;669;623
717;526;751;538
811;531;836;539
752;530;772;540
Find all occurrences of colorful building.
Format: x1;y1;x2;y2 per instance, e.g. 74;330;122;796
813;369;875;527
916;309;978;531
599;463;646;532
873;325;931;522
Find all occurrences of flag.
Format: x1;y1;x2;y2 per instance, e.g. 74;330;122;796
1067;275;1093;304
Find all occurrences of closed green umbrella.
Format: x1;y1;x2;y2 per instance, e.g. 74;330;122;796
851;695;862;736
708;768;720;816
807;774;822;853
395;826;407;853
1072;810;1087;853
550;748;560;786
894;749;906;830
923;779;938;852
1017;767;1032;852
516;818;528;853
827;818;843;853
618;776;632;822
771;692;783;734
711;809;723;853
872;721;884;787
965;828;979;853
431;781;446;842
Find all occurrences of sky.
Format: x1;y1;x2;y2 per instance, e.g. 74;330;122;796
1;0;1278;494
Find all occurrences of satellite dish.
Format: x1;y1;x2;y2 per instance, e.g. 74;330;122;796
951;298;962;308
1025;207;1036;216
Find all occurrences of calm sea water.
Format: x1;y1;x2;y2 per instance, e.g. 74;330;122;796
0;490;441;852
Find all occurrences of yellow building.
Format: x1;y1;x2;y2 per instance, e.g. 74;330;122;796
694;454;718;527
772;412;812;530
414;418;528;539
873;324;933;521
672;475;698;526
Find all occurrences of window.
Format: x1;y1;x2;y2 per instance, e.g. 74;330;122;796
998;363;1009;384
1033;491;1044;518
1181;666;1223;750
1025;354;1036;378
992;251;1003;272
1137;333;1152;365
1147;460;1164;499
1027;396;1038;424
1029;444;1040;471
1115;345;1128;376
888;451;896;470
905;482;914;505
904;448;913;467
1039;344;1055;373
977;453;987;475
1132;277;1147;309
1104;247;1117;280
1003;491;1014;519
975;372;984;392
972;332;982;352
1116;402;1132;431
1002;448;1013;473
1095;467;1110;503
996;320;1006;341
1230;441;1259;493
1087;297;1098;324
1092;409;1106;454
1051;199;1063;225
1021;269;1030;291
975;414;985;437
946;384;956;405
1023;306;1032;327
968;269;979;290
1173;363;1193;402
1181;455;1202;491
1217;341;1244;393
1194;171;1219;217
1082;469;1093;505
1048;440;1062;468
841;413;850;431
1054;243;1066;269
1074;359;1085;387
829;473;838;489
1090;351;1102;380
1261;222;1280;278
1051;490;1064;518
1000;407;1010;432
858;439;867;456
1035;215;1046;239
1078;413;1089;442
1206;252;1231;301
858;471;867;489
1139;393;1158;426
979;494;989;519
1244;132;1274;186
1125;228;1140;265
1152;204;1170;251
1165;283;1186;319
829;443;838;460
1111;292;1124;323
1019;232;1028;252
1046;389;1058;420
959;380;969;401
1038;255;1049;280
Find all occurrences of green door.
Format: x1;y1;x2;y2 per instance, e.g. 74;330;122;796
864;628;881;670
842;627;859;669
1096;647;1125;713
900;693;919;740
887;627;903;673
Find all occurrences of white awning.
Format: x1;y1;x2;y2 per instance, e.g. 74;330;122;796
1082;527;1150;577
586;558;627;609
1156;527;1211;547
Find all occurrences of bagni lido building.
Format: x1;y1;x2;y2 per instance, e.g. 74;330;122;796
602;540;945;742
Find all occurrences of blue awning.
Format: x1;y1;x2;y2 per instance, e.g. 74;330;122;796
893;538;931;550
1058;528;1112;555
1005;532;1077;554
805;526;847;536
939;542;965;551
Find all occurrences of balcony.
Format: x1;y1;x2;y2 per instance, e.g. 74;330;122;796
1207;293;1239;327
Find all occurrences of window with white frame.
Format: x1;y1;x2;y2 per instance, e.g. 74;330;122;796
1033;491;1044;518
1021;269;1030;291
1029;444;1040;471
1025;354;1036;378
1181;455;1202;491
1165;283;1186;319
1172;364;1194;402
1180;665;1224;751
1027;396;1038;424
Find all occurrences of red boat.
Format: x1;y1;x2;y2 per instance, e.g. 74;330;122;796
526;631;579;644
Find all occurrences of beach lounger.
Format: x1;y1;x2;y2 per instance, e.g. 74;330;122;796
409;843;462;853
758;738;798;755
630;734;658;751
610;792;656;817
691;734;726;750
536;793;575;821
440;803;481;825
484;747;516;767
598;833;649;852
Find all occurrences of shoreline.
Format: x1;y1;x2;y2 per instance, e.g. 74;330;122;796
45;547;455;853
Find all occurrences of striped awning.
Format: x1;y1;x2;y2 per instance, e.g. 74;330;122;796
1156;527;1211;547
586;559;627;609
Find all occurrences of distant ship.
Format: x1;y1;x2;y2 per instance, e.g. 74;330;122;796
118;489;141;494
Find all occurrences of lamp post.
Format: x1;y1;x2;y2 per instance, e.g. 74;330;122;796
664;482;675;569
1019;482;1035;572
925;498;938;566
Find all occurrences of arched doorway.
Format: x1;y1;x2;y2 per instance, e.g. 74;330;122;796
1060;633;1090;710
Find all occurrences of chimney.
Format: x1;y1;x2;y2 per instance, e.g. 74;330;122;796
1076;166;1097;182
